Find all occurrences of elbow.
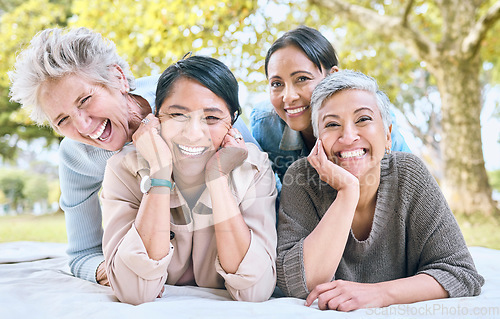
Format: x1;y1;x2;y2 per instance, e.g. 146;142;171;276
115;292;157;306
112;282;162;305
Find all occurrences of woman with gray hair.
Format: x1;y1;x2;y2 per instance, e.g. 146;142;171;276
276;70;483;311
8;27;257;286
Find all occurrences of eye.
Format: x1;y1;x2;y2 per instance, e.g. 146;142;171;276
356;116;372;124
203;115;221;125
79;95;91;107
297;76;310;82
57;116;69;127
325;121;340;128
270;81;283;89
169;113;188;121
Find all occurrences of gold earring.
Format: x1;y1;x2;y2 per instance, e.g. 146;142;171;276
385;147;391;155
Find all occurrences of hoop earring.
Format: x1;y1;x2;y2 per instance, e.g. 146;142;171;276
385;147;392;155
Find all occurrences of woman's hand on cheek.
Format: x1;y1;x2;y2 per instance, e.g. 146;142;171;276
305;280;385;311
307;139;358;191
132;114;172;175
205;127;248;183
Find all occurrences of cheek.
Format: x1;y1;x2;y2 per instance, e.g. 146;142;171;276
208;126;228;148
269;92;283;110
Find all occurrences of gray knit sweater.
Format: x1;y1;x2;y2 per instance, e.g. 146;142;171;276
276;152;484;299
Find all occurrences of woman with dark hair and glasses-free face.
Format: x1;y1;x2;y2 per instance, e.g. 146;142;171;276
101;56;277;305
276;70;483;311
9;27;258;286
251;26;411;191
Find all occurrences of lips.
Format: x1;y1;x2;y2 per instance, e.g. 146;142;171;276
285;105;308;115
88;119;110;141
338;148;366;159
177;144;208;157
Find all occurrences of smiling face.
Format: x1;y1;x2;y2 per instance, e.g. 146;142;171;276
157;77;232;181
267;45;332;133
38;68;140;151
317;89;391;181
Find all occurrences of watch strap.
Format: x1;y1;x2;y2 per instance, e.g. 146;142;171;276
150;178;174;189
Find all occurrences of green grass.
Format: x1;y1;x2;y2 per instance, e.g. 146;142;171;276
455;213;500;250
0;211;499;250
0;212;67;243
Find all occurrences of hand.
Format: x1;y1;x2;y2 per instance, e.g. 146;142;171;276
132;114;172;175
305;280;384;311
307;139;358;191
96;261;110;287
205;128;248;182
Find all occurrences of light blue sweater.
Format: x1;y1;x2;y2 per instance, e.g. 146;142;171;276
59;75;258;282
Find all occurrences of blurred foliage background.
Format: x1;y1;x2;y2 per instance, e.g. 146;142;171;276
0;0;499;245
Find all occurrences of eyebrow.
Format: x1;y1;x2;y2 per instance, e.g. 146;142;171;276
163;105;225;114
322;106;375;120
268;70;314;81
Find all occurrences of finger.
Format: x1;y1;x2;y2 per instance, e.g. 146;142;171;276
322;289;350;310
316;289;342;310
305;282;336;306
335;298;358;312
317;140;329;163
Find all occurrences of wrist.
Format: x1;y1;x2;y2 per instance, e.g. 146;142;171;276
150;165;172;179
206;174;229;189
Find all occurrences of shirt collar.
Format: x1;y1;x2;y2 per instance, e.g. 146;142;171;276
280;125;307;152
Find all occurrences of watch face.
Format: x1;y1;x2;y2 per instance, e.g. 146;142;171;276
140;176;151;194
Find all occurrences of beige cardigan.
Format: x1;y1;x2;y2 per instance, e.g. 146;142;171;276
101;143;277;305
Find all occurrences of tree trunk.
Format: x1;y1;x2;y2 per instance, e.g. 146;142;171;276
433;55;498;215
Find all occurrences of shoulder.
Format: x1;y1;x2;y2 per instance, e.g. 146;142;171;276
384;152;432;184
282;157;324;190
135;74;160;87
59;138;115;173
244;143;272;171
106;144;149;179
250;101;281;124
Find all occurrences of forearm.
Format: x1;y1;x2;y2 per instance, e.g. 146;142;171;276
303;186;359;291
208;176;251;274
379;274;448;306
135;189;172;261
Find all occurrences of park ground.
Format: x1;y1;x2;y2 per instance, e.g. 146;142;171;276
0;211;499;250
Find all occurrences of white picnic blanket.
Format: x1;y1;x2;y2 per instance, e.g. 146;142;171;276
0;241;499;319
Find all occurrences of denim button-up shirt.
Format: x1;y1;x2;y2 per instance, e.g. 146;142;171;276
250;100;411;192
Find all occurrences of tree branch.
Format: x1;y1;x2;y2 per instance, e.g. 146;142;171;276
309;0;437;61
402;0;415;27
462;0;500;59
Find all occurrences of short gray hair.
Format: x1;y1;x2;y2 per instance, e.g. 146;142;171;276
310;70;391;137
9;27;135;125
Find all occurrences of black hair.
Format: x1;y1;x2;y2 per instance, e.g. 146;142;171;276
264;25;339;78
155;55;241;124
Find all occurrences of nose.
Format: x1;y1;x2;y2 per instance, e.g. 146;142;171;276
282;84;299;105
73;110;93;135
339;123;360;145
183;116;207;142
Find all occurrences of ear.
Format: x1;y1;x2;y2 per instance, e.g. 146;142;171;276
386;123;392;149
111;64;129;94
329;66;340;74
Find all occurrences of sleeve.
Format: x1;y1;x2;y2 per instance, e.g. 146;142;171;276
100;151;173;305
276;160;321;299
214;150;278;302
402;155;484;297
58;138;111;283
389;109;412;153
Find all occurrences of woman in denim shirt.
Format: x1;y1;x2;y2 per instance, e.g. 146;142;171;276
251;26;411;191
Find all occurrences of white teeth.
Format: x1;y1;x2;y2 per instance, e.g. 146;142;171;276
89;119;108;140
340;149;365;159
178;144;206;156
286;106;307;114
